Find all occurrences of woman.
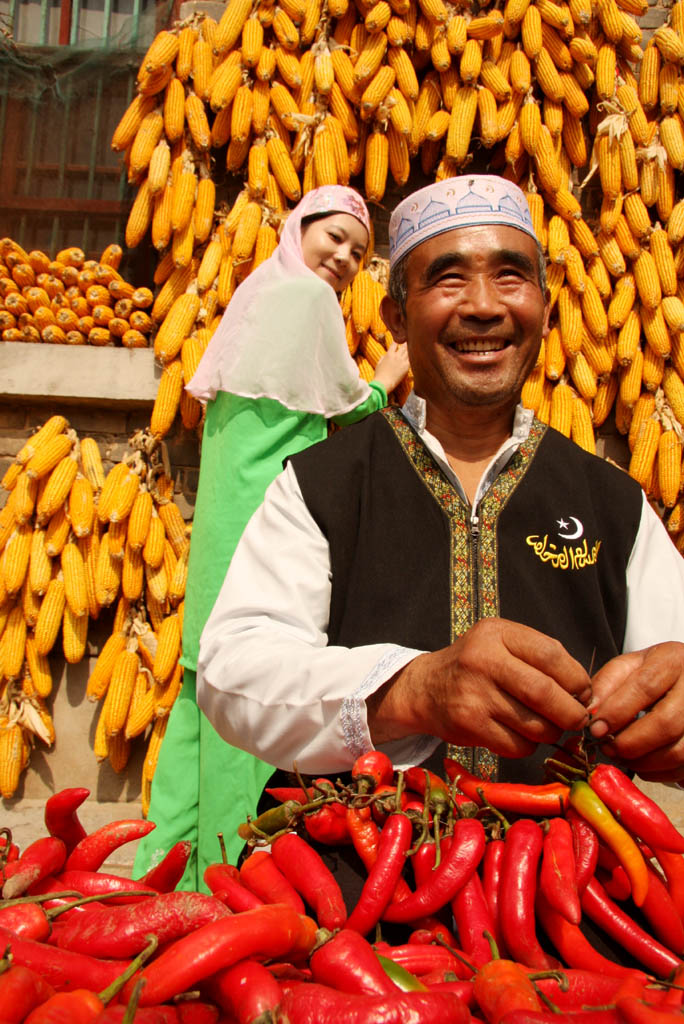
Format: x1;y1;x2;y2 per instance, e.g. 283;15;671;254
133;186;409;890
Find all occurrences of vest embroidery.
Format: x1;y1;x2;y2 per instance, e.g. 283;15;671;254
381;407;548;781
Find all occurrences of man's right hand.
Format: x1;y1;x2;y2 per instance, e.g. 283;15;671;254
367;618;592;757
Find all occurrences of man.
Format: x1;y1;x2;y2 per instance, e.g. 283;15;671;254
196;175;684;795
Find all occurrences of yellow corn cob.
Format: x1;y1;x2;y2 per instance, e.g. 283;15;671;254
24;434;74;482
12;472;37;527
660;115;684;170
642;341;665;393
86;630;128;702
570;395;597;454
34;574;65;655
594;42;617;101
272;7;299;50
653;24;684;64
44;507;71;558
154;291;201;365
2;522;32;597
627;394;657;453
122;541;144;602
620;193;651;243
150;360;184;441
61;541;88;618
125;673;155;740
35;456;78;527
152;660;183;719
445;86;478;164
94;530;121;608
108;519;129;563
658;430;683;508
28;528;51;597
208;55;243;113
558;286;583;355
607;273;636;330
459;38;483;86
175;24;197;81
16;416;68;467
619;346;644;408
147;139;171;199
633;250;663;310
62;602;88;664
96;462;130;524
77;438;105;494
637;40;660;110
663;366;684;425
103;647;140;736
362;129;387;203
580;277;609;341
145;553;169;605
156;501;188;560
629;416;662;489
0;721;27;799
353;29;388;86
544;326;566;380
214;0;253;54
1;603;25;679
125;178;153;250
142;715;168;796
24;633;52;697
128;111;164;183
126;489;153;552
567;350;598;400
170;168;197;236
152;612;181;685
591;373;618;428
661;295;684;334
564;246;587;295
265;137;301;202
596;231;627;279
549;381;574;437
111;94;157;153
616;308;641;367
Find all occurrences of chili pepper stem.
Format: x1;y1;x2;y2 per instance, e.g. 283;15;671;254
437;933;476;975
0;828;12;871
98;933;159;1004
46;889;156;919
544;758;586;781
217;832;228;864
477;791;511;829
0;889;82;908
122;976;146;1024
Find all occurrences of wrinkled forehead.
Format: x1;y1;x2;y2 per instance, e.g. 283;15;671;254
389;175;539;269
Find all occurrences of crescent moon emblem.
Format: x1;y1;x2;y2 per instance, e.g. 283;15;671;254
558;516;583;541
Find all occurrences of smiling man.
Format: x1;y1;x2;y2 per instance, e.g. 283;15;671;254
197;175;684;812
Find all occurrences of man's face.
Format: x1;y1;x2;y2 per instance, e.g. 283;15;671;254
382;224;549;414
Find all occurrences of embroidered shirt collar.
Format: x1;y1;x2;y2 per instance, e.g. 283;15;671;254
400;392;535;509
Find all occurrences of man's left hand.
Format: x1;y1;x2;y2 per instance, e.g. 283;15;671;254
588;641;684;782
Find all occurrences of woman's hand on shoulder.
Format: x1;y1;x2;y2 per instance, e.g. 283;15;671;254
372;341;410;394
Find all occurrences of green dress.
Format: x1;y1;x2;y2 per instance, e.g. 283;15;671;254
133;383;387;890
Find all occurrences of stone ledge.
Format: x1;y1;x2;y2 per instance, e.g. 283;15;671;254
0;342;160;406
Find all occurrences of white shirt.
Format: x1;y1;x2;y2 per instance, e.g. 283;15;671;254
196;397;684;775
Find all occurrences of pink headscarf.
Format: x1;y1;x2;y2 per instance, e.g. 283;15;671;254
186;187;373;415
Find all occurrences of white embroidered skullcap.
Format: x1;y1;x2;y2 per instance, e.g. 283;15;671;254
388;175;539;268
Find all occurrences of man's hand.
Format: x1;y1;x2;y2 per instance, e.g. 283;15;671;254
367;618;592;757
588;641;684;783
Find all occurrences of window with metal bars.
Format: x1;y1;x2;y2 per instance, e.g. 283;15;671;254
0;0;172;278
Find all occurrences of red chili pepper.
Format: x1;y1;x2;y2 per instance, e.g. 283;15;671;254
569;780;649;907
616;996;684;1023
0;925;134;991
498;1011;620;1023
239;849;306;913
22;935;157;1024
444;758;569;815
451;867;496;967
472;944;545;1023
403;767;452;817
498;819;560;971
310;929;398;996
374;942;473;980
2;838;67;899
0;961;56;1023
346;807;381;874
351;751;394;793
264;786;314;804
482;837;509;958
345;811;413;935
410;838;438;888
304;803;351;846
650;848;684;918
202;958;283;1023
44;789;89;855
51;890;231;958
588;765;684;854
50;870;157;904
539;816;581;925
133;841;192;892
382;818;485;924
581;876;683;977
91;1006;179;1023
370;785;411;825
271;831;347;931
120;903;318;1007
175;1005;219;1024
64;820;156;874
408;918;461;950
278;979;471;1023
535;889;642;978
0;900;53;941
534;969;649;1011
204;863;264;912
567;807;600;894
601;856;684;956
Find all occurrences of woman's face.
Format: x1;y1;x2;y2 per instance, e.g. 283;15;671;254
300;212;369;293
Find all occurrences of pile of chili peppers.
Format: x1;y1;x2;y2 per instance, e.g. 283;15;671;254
2;746;684;1023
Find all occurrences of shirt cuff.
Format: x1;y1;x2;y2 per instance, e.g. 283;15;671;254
368;380;387;405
